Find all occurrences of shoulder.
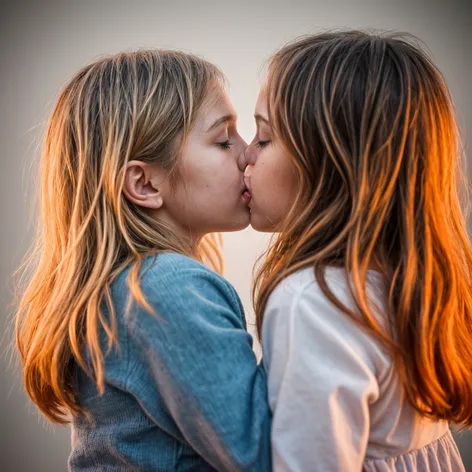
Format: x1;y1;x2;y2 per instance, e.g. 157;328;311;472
266;267;317;309
263;266;388;374
266;265;385;328
112;252;245;327
264;266;334;322
114;252;238;299
132;252;220;281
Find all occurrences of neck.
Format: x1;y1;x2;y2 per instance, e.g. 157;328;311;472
151;208;203;254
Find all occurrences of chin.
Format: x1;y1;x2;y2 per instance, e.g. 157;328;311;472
214;208;251;232
249;212;276;233
229;211;251;231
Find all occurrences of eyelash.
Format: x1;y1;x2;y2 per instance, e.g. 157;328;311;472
218;140;233;150
256;140;270;148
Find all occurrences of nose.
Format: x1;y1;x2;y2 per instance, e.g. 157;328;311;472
237;146;249;171
246;145;257;165
239;146;256;172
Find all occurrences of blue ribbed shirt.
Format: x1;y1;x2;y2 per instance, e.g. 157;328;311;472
69;253;271;471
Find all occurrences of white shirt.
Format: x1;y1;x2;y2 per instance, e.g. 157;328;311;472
262;266;465;471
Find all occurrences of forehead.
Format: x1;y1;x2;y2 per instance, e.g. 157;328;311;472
255;83;269;117
198;86;236;131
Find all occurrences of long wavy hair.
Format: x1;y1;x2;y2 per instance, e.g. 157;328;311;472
253;31;472;425
14;50;225;424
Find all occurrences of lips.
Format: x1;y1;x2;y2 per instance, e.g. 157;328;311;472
244;165;253;190
242;189;251;204
242;165;253;204
243;177;252;204
244;176;252;191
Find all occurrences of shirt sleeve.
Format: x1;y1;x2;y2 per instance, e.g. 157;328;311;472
262;283;379;472
125;264;272;472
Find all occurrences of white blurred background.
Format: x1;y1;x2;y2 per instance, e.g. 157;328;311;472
1;0;470;470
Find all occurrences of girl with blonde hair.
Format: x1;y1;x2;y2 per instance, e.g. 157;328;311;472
15;50;270;471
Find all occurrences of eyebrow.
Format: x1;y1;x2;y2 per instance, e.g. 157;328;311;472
206;114;237;133
254;113;270;125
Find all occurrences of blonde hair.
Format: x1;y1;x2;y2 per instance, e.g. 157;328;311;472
254;31;472;426
15;50;225;424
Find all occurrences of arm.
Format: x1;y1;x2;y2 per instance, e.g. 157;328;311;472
125;263;271;472
262;284;379;472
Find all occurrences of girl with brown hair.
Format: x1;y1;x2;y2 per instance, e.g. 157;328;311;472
245;31;469;470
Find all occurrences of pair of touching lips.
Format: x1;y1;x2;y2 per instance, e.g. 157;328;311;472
242;165;253;204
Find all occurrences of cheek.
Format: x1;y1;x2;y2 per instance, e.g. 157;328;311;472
213;150;243;188
186;154;241;204
250;150;297;229
253;159;292;206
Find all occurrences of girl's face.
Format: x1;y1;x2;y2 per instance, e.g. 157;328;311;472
245;84;297;232
124;86;251;242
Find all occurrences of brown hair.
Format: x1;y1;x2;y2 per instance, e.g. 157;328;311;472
254;31;472;425
14;50;225;424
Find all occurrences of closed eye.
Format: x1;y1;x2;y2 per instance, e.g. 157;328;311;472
218;140;233;150
256;140;270;148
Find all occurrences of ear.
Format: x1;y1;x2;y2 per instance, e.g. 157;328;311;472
122;160;166;210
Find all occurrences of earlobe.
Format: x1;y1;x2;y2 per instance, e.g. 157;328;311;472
122;160;165;210
155;195;163;209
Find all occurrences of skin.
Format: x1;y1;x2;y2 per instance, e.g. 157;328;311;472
123;85;250;244
245;83;297;232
